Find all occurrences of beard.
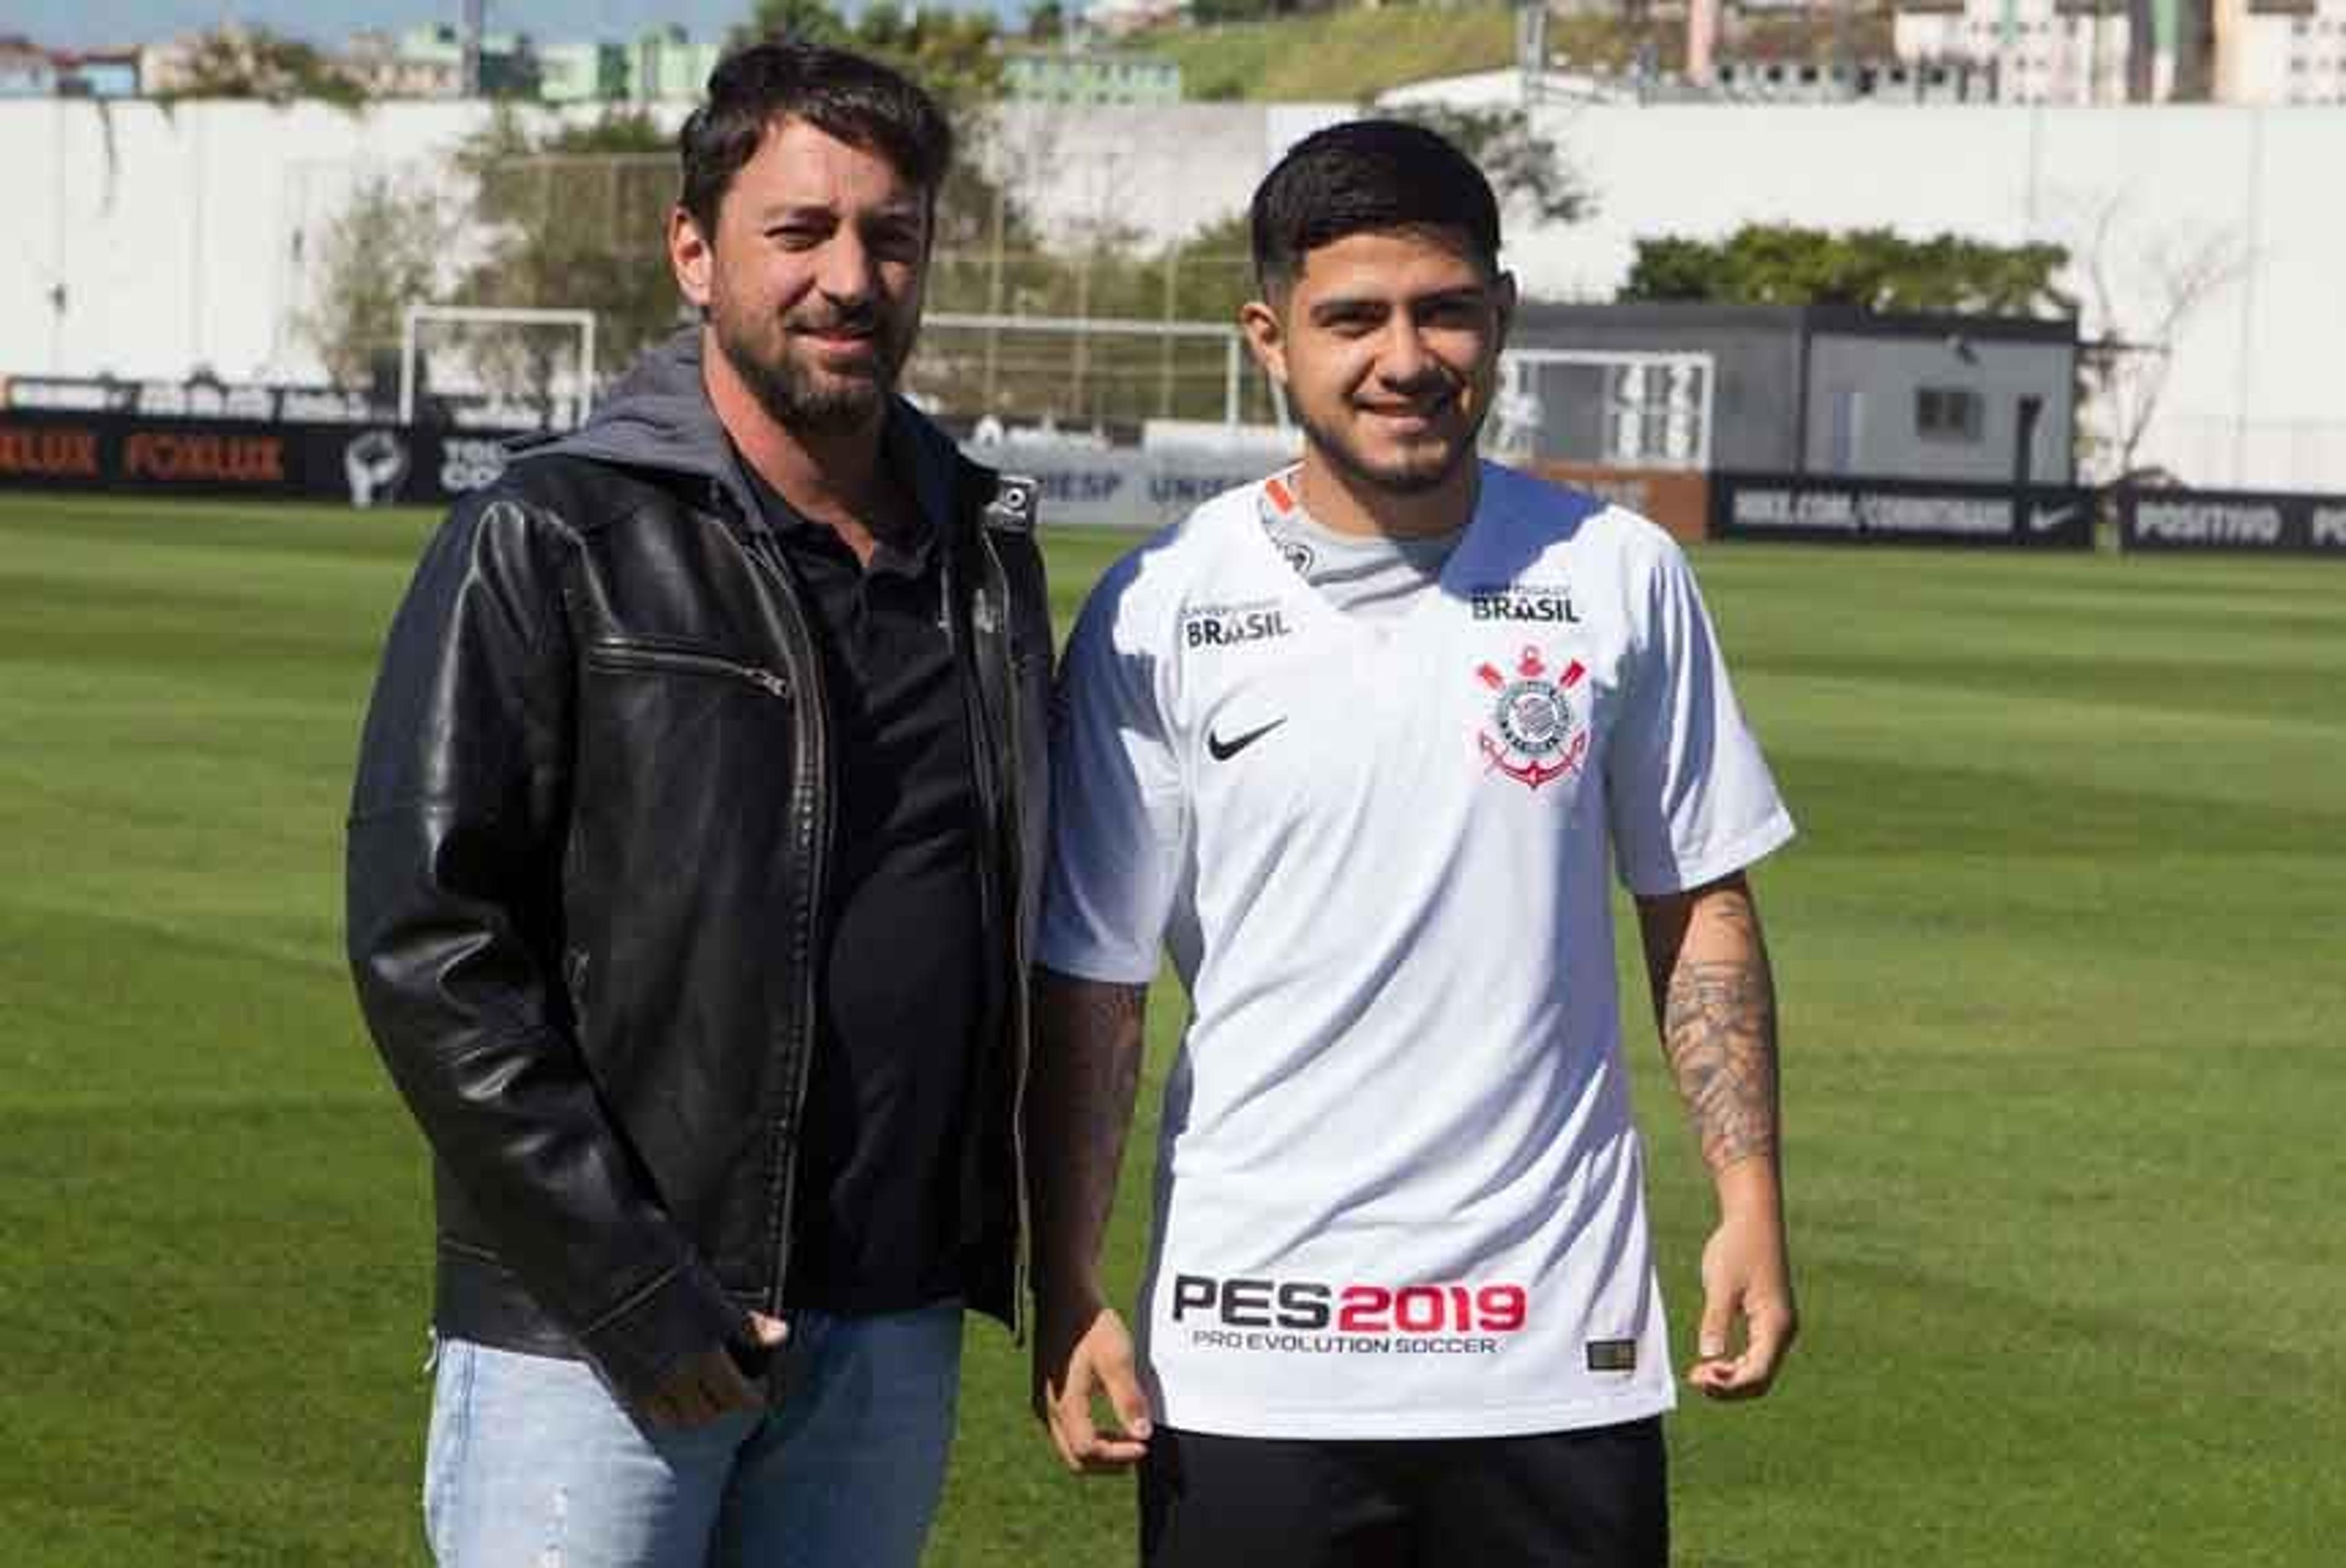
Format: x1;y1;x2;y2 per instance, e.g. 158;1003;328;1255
1293;390;1491;497
709;293;915;435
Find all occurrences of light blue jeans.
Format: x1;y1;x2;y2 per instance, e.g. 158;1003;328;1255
422;1301;963;1568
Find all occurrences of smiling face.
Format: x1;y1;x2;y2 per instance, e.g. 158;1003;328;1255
670;115;929;436
1243;226;1514;503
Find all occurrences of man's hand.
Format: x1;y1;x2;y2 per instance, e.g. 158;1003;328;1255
1033;1297;1153;1473
1638;875;1797;1401
1025;971;1153;1473
1687;1195;1797;1400
641;1311;788;1429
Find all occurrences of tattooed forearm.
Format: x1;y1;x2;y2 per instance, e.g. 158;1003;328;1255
1639;878;1780;1175
1026;969;1149;1296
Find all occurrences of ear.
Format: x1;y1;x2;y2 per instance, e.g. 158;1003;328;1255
1492;270;1518;352
670;206;715;312
1239;298;1289;387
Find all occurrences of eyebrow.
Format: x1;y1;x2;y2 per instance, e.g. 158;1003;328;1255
1306;285;1488;322
748;199;926;227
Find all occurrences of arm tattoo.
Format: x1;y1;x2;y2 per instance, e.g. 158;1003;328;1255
1026;971;1149;1296
1645;885;1780;1174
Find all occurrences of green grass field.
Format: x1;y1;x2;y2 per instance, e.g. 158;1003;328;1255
2;490;2341;1564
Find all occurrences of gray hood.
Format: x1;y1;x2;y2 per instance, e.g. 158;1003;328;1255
514;325;970;537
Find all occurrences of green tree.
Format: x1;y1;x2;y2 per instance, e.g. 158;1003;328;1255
1393;104;1595;228
738;0;852;47
295;174;453;388
740;0;1002;106
1620;225;2075;318
850;4;1004;106
155;24;367;107
1025;1;1069;43
449;108;685;399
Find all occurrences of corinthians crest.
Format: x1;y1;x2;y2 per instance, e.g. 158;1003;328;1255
1476;645;1589;790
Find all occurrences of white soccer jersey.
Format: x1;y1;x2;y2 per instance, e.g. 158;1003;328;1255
1041;462;1795;1440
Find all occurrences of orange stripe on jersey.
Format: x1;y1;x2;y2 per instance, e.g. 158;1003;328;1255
1264;471;1299;516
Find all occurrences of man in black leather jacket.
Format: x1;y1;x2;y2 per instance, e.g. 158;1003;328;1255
346;40;1049;1567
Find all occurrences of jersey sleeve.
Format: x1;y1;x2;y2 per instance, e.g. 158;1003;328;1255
1604;533;1796;896
1037;554;1186;985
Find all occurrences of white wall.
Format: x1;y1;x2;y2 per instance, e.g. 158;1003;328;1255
4;96;2342;489
1513;103;2346;488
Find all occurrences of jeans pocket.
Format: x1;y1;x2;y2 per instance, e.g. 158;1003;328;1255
421;1338;475;1559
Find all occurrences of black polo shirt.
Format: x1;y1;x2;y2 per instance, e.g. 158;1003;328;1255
740;459;985;1314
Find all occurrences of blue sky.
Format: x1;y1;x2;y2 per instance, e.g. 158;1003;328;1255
28;2;1019;52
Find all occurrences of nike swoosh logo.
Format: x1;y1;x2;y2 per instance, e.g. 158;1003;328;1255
1207;718;1286;761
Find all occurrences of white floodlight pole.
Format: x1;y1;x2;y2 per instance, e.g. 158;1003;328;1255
400;308;419;425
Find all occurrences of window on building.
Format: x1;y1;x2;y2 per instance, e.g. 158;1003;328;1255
1915;386;1984;443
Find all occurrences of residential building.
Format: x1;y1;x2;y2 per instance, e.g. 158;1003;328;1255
2223;0;2346;103
0;36;57;97
56;49;141;97
345;29;462;98
630;27;722;102
538;40;630;103
1892;0;2346;102
1084;0;1192;40
1002;47;1182;104
1894;0;2136;102
345;25;539;99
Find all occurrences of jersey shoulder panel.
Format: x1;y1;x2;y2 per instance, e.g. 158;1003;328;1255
1480;464;1696;597
1477;462;1676;560
1065;475;1280;662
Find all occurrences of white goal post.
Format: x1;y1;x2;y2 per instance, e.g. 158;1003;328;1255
399;305;599;427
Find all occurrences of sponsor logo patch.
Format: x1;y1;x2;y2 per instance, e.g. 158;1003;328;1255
343;430;410;507
1181;598;1292;650
1206;717;1285;761
1585;1339;1638;1373
1468;585;1581;624
1475;645;1590;791
1169;1271;1528;1358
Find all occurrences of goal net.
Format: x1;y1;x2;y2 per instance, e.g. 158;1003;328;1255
400;305;598;432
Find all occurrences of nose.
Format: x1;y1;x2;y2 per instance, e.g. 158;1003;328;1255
1376;319;1442;390
815;231;876;305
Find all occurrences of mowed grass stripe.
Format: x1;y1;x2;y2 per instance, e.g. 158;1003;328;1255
0;492;2339;1566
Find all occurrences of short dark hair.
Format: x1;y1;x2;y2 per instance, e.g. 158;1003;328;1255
1250;119;1501;294
678;38;953;235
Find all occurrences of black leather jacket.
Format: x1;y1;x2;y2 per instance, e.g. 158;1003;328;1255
345;332;1050;1402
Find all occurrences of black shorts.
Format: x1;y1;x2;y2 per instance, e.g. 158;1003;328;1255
1138;1418;1667;1568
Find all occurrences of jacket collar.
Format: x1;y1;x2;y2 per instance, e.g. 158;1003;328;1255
517;324;970;545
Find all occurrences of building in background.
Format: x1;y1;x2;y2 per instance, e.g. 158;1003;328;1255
0;36;59;97
629;26;723;102
1510;302;2080;485
1083;0;1193;40
1001;46;1183;103
2216;0;2346;102
54;49;141;97
339;24;715;103
1890;0;2346;102
345;30;463;98
133;33;202;96
371;25;544;97
536;40;632;104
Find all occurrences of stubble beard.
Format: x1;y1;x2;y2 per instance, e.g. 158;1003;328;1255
712;297;912;436
1293;394;1490;498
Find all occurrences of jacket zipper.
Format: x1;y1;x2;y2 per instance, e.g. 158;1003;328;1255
943;507;1032;1340
584;640;791;698
731;531;832;1321
972;522;1036;1342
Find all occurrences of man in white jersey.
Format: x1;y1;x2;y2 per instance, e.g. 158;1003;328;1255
1028;120;1797;1566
